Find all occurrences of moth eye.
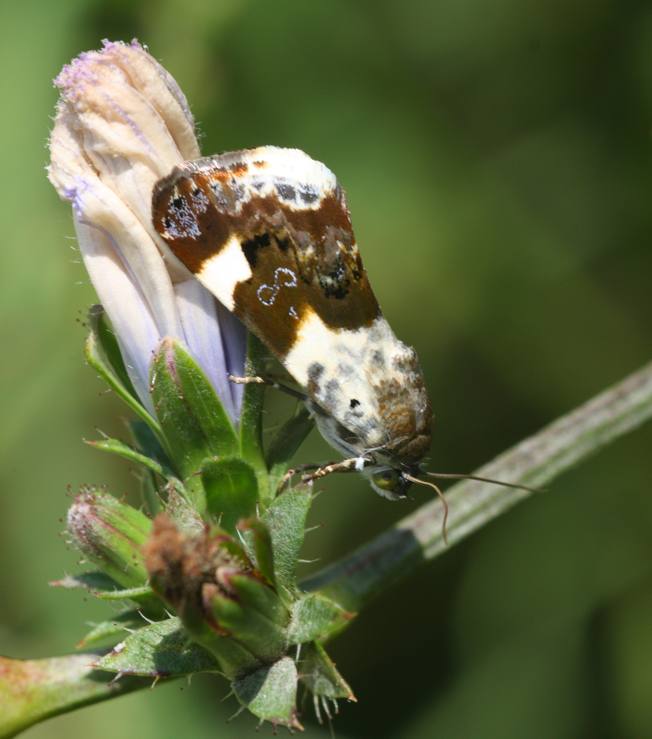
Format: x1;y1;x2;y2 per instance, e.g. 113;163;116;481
371;468;400;492
349;398;360;409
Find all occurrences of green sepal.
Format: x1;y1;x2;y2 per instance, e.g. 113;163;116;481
210;593;287;663
228;574;289;627
77;610;144;649
50;573;161;613
50;572;119;594
262;488;312;595
201;457;258;533
94;584;155;603
238;334;270;502
129;419;175;475
186;623;261;681
233;657;301;729
85;307;161;438
266;405;314;489
165;487;205;535
140;469;161;518
94;618;219;677
287;592;354;645
149;338;239;510
84;437;176;482
299;642;356;701
237;518;276;586
88;305;138;397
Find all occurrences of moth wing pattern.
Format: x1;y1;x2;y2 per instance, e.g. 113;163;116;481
152;146;379;357
152;146;431;465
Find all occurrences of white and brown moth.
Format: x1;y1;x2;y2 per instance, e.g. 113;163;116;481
152;147;535;520
152;146;431;500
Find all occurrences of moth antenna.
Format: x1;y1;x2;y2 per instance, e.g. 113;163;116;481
425;471;541;494
403;473;449;545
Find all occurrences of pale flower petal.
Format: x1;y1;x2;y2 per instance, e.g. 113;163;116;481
48;40;246;421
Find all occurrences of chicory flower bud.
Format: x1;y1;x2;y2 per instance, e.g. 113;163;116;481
48;40;245;421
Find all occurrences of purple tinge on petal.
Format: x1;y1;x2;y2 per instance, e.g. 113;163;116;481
75;219;160;413
215;300;247;414
175;280;246;423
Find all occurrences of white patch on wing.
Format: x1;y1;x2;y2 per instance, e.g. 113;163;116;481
196;234;252;311
285;310;411;452
190;146;338;214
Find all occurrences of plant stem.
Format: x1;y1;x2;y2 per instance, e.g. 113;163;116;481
304;361;652;612
0;655;151;738
5;363;651;735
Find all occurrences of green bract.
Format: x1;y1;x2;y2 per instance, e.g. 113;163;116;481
58;309;353;729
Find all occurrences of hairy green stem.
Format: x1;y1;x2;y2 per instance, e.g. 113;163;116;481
0;655;151;738
303;361;652;612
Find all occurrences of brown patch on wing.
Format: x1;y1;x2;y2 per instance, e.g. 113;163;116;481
153;159;381;358
374;354;432;464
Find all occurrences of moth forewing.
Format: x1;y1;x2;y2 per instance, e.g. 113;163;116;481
152;146;432;495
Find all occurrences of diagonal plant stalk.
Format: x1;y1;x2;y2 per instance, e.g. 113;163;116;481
0;655;151;738
304;360;652;611
2;360;651;737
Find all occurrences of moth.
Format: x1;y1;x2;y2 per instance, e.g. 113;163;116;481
152;147;529;519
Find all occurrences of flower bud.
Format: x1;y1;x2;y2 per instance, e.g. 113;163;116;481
66;487;151;588
143;515;289;667
48;40;245;421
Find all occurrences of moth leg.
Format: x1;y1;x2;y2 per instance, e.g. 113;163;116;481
301;456;370;484
278;462;325;492
228;374;307;401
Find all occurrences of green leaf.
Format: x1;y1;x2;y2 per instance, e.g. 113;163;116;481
266;405;314;487
77;610;145;649
140;468;161;518
84;438;171;479
88;305;138;396
94;618;219;677
299;642;355;702
50;572;120;594
129;418;174;472
287;593;354;645
201;458;258;533
85;308;161;437
229;574;288;627
94;584;155;603
238;335;270;501
237;518;276;586
50;573;161;612
150;339;239;510
233;657;300;729
262;488;312;595
210;593;286;663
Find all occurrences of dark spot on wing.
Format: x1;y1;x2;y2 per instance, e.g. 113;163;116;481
242;232;271;268
300;187;319;204
350;398;360;408
307;362;324;396
371;350;385;368
277;183;296;202
308;363;324;382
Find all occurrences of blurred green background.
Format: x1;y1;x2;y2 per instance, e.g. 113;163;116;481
1;0;651;737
